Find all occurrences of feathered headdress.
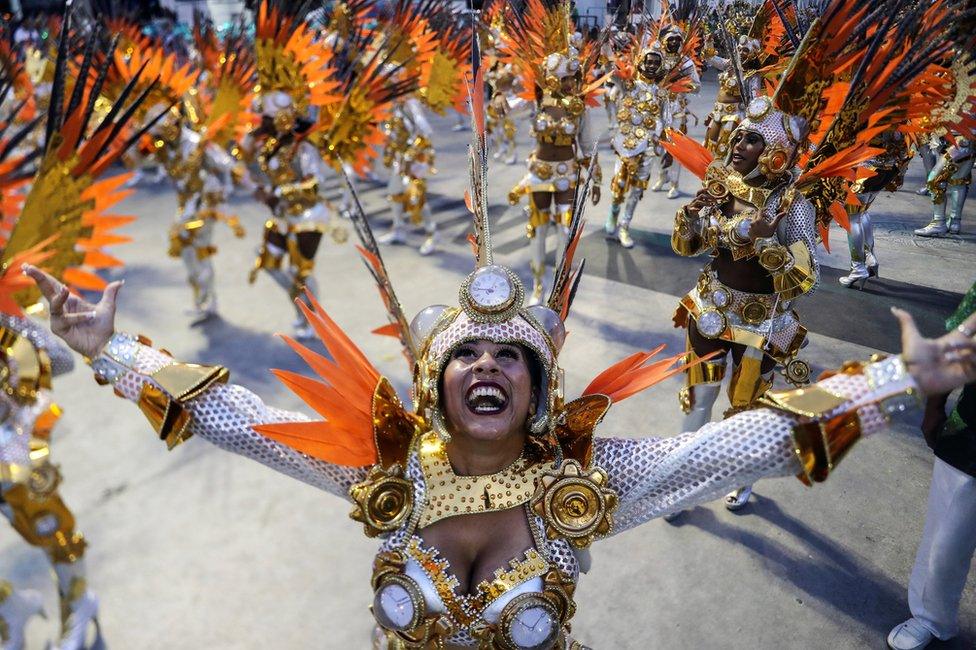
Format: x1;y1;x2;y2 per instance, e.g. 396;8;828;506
307;24;417;174
664;0;968;249
254;0;341;115
500;0;607;106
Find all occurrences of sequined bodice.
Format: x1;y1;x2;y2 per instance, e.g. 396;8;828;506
257;137;300;188
532;96;583;147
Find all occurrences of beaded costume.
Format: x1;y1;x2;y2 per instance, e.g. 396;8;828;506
246;1;427;330
108;31;255;321
503;0;604;305
649;6;704;200
375;0;472;256
0;12;157;647
60;45;932;649
663;0;970;507
603;24;696;249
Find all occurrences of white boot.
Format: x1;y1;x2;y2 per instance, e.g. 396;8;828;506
51;565;99;650
0;585;45;650
419;230;440;256
915;219;948;237
839;261;871;289
886;618;935;650
617;223;634;249
378;226;407;245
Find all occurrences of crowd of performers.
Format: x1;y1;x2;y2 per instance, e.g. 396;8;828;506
0;0;975;649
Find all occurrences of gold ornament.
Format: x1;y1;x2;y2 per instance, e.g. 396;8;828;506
530;459;617;549
349;466;414;537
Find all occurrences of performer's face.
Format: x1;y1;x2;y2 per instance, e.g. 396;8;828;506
665;35;682;54
638;53;662;79
730;130;765;174
441;340;537;444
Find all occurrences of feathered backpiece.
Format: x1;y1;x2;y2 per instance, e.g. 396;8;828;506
307;25;416;174
421;12;474;115
197;29;257;147
254;0;339;115
0;6;164;305
776;0;963;244
500;0;606;106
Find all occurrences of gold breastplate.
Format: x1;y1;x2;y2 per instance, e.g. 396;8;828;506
533;102;581;147
258;139;300;188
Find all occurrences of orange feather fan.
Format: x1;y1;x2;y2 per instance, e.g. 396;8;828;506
254;291;383;467
583;345;719;404
660;128;715;180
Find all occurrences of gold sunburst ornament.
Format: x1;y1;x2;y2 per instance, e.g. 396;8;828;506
349;466;414;537
530;459;617;549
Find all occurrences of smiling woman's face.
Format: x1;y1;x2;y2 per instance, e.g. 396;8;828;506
441;340;537;444
730;129;765;175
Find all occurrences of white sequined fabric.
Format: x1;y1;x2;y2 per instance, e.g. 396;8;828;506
110;342;366;499
0;314;75;377
596;365;894;532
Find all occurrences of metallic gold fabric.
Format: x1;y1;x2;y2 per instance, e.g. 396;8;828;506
417;432;547;529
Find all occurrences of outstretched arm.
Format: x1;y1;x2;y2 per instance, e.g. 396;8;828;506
595;309;976;535
22;265;367;500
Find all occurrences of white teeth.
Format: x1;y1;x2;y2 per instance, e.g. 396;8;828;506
466;384;508;411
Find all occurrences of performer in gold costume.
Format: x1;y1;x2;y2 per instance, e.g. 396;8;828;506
663;0;969;512
504;0;603;304
0;11;160;647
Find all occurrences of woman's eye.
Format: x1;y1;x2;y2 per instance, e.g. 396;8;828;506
497;348;519;360
455;347;476;359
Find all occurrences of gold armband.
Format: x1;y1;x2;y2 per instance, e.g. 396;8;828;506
138;362;229;450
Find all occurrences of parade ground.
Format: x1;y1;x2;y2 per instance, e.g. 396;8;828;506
3;74;974;649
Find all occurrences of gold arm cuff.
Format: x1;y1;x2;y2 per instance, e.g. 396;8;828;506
759;383;848;419
790;410;863;485
138;362;229;449
671;207;707;256
772;241;816;300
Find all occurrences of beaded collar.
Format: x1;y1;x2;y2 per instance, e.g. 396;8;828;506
417;432;549;529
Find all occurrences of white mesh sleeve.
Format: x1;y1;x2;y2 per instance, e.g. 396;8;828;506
777;193;820;296
91;333;366;499
0;314;75;377
595;357;916;535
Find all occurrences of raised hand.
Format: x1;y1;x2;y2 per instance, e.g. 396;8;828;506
22;264;122;359
747;209;788;242
894;307;976;397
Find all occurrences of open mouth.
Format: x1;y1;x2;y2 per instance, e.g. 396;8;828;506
465;381;510;415
731;153;745;164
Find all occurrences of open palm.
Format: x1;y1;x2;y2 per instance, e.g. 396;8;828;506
22;264;121;359
893;307;976;396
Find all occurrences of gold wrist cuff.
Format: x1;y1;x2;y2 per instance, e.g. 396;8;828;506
138;362;229;449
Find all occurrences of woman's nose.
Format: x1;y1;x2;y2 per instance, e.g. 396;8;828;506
473;351;500;374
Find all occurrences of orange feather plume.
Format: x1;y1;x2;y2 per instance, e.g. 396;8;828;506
253;290;383;467
660;128;715;180
583;346;719;404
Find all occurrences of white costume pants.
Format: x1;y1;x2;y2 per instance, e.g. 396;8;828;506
908;457;976;639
